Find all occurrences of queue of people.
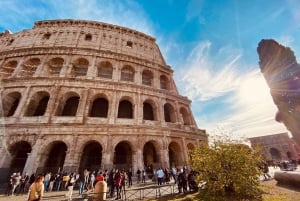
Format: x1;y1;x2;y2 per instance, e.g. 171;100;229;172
5;165;198;200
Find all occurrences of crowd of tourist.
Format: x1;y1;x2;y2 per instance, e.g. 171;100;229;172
5;165;198;200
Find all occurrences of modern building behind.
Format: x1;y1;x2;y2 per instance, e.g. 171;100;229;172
0;19;207;181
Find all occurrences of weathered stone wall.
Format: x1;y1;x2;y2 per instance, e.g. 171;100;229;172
0;19;207;177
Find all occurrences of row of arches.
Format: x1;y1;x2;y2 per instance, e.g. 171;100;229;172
2;90;193;125
8;139;195;174
1;57;171;90
269;147;293;161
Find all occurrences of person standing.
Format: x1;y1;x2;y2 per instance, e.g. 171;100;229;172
44;172;51;192
27;175;44;201
11;172;21;195
141;170;146;183
114;170;122;200
19;172;29;194
66;173;76;201
156;168;164;186
127;168;133;188
136;169;141;184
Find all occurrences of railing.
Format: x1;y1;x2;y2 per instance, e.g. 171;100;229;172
90;183;178;201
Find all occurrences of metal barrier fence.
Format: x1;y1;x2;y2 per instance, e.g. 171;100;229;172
90;183;178;201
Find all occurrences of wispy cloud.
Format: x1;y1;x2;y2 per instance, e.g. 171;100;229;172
178;41;288;137
177;41;241;101
0;0;154;35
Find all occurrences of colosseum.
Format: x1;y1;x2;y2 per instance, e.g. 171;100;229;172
0;19;207;180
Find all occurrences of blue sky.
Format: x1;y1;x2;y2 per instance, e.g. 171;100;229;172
1;0;299;139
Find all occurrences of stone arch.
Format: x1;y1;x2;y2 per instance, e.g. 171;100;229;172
72;58;89;77
89;95;109;117
97;61;113;79
164;102;176;123
117;98;133;119
269;147;281;161
120;65;134;82
143;141;160;168
142;70;153;86
79;141;103;172
1;91;21;117
47;57;64;76
55;92;80;116
160;75;169;90
39;141;67;174
21;58;40;77
180;107;191;125
8;140;31;173
1;60;17;77
24;91;50;116
113;141;133;170
143;99;156;121
168;141;183;167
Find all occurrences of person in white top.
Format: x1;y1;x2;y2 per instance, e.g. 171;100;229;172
156;168;164;186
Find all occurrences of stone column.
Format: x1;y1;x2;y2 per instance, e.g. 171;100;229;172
76;89;88;119
102;135;113;170
132;149;143;172
15;86;31;118
23;137;43;175
0;141;10;168
63;150;78;173
158;148;169;169
11;57;25;77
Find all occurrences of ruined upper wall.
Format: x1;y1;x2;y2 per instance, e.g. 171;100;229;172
257;39;300;145
0;19;167;67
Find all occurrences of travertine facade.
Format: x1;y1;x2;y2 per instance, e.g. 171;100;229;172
249;133;299;162
0;19;207;179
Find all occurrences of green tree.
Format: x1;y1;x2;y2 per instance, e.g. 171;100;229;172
189;138;264;201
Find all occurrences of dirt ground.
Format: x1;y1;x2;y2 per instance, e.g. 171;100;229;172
261;179;300;201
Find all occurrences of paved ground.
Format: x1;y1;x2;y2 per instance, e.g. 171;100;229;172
0;180;176;201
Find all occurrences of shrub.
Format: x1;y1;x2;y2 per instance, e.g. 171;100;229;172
189;139;263;200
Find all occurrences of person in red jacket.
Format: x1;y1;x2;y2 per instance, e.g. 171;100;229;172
96;172;104;182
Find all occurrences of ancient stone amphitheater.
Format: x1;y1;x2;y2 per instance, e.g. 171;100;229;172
0;19;207;179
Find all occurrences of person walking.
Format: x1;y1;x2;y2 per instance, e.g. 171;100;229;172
27;175;44;201
66;173;76;201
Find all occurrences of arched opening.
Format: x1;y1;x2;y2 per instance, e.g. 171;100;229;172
9;141;31;173
97;61;113;79
21;58;40;77
143;102;154;120
269;147;281;161
89;97;108;117
142;70;153;86
24;91;50;116
79;141;102;172
114;141;132;170
72;58;89;77
164;103;176;123
1;60;17;77
48;57;64;76
55;92;80;116
41;141;67;174
180;107;191;125
2;92;21;117
169;142;182;167
160;75;169;90
117;100;133;118
143;141;158;167
121;65;134;82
